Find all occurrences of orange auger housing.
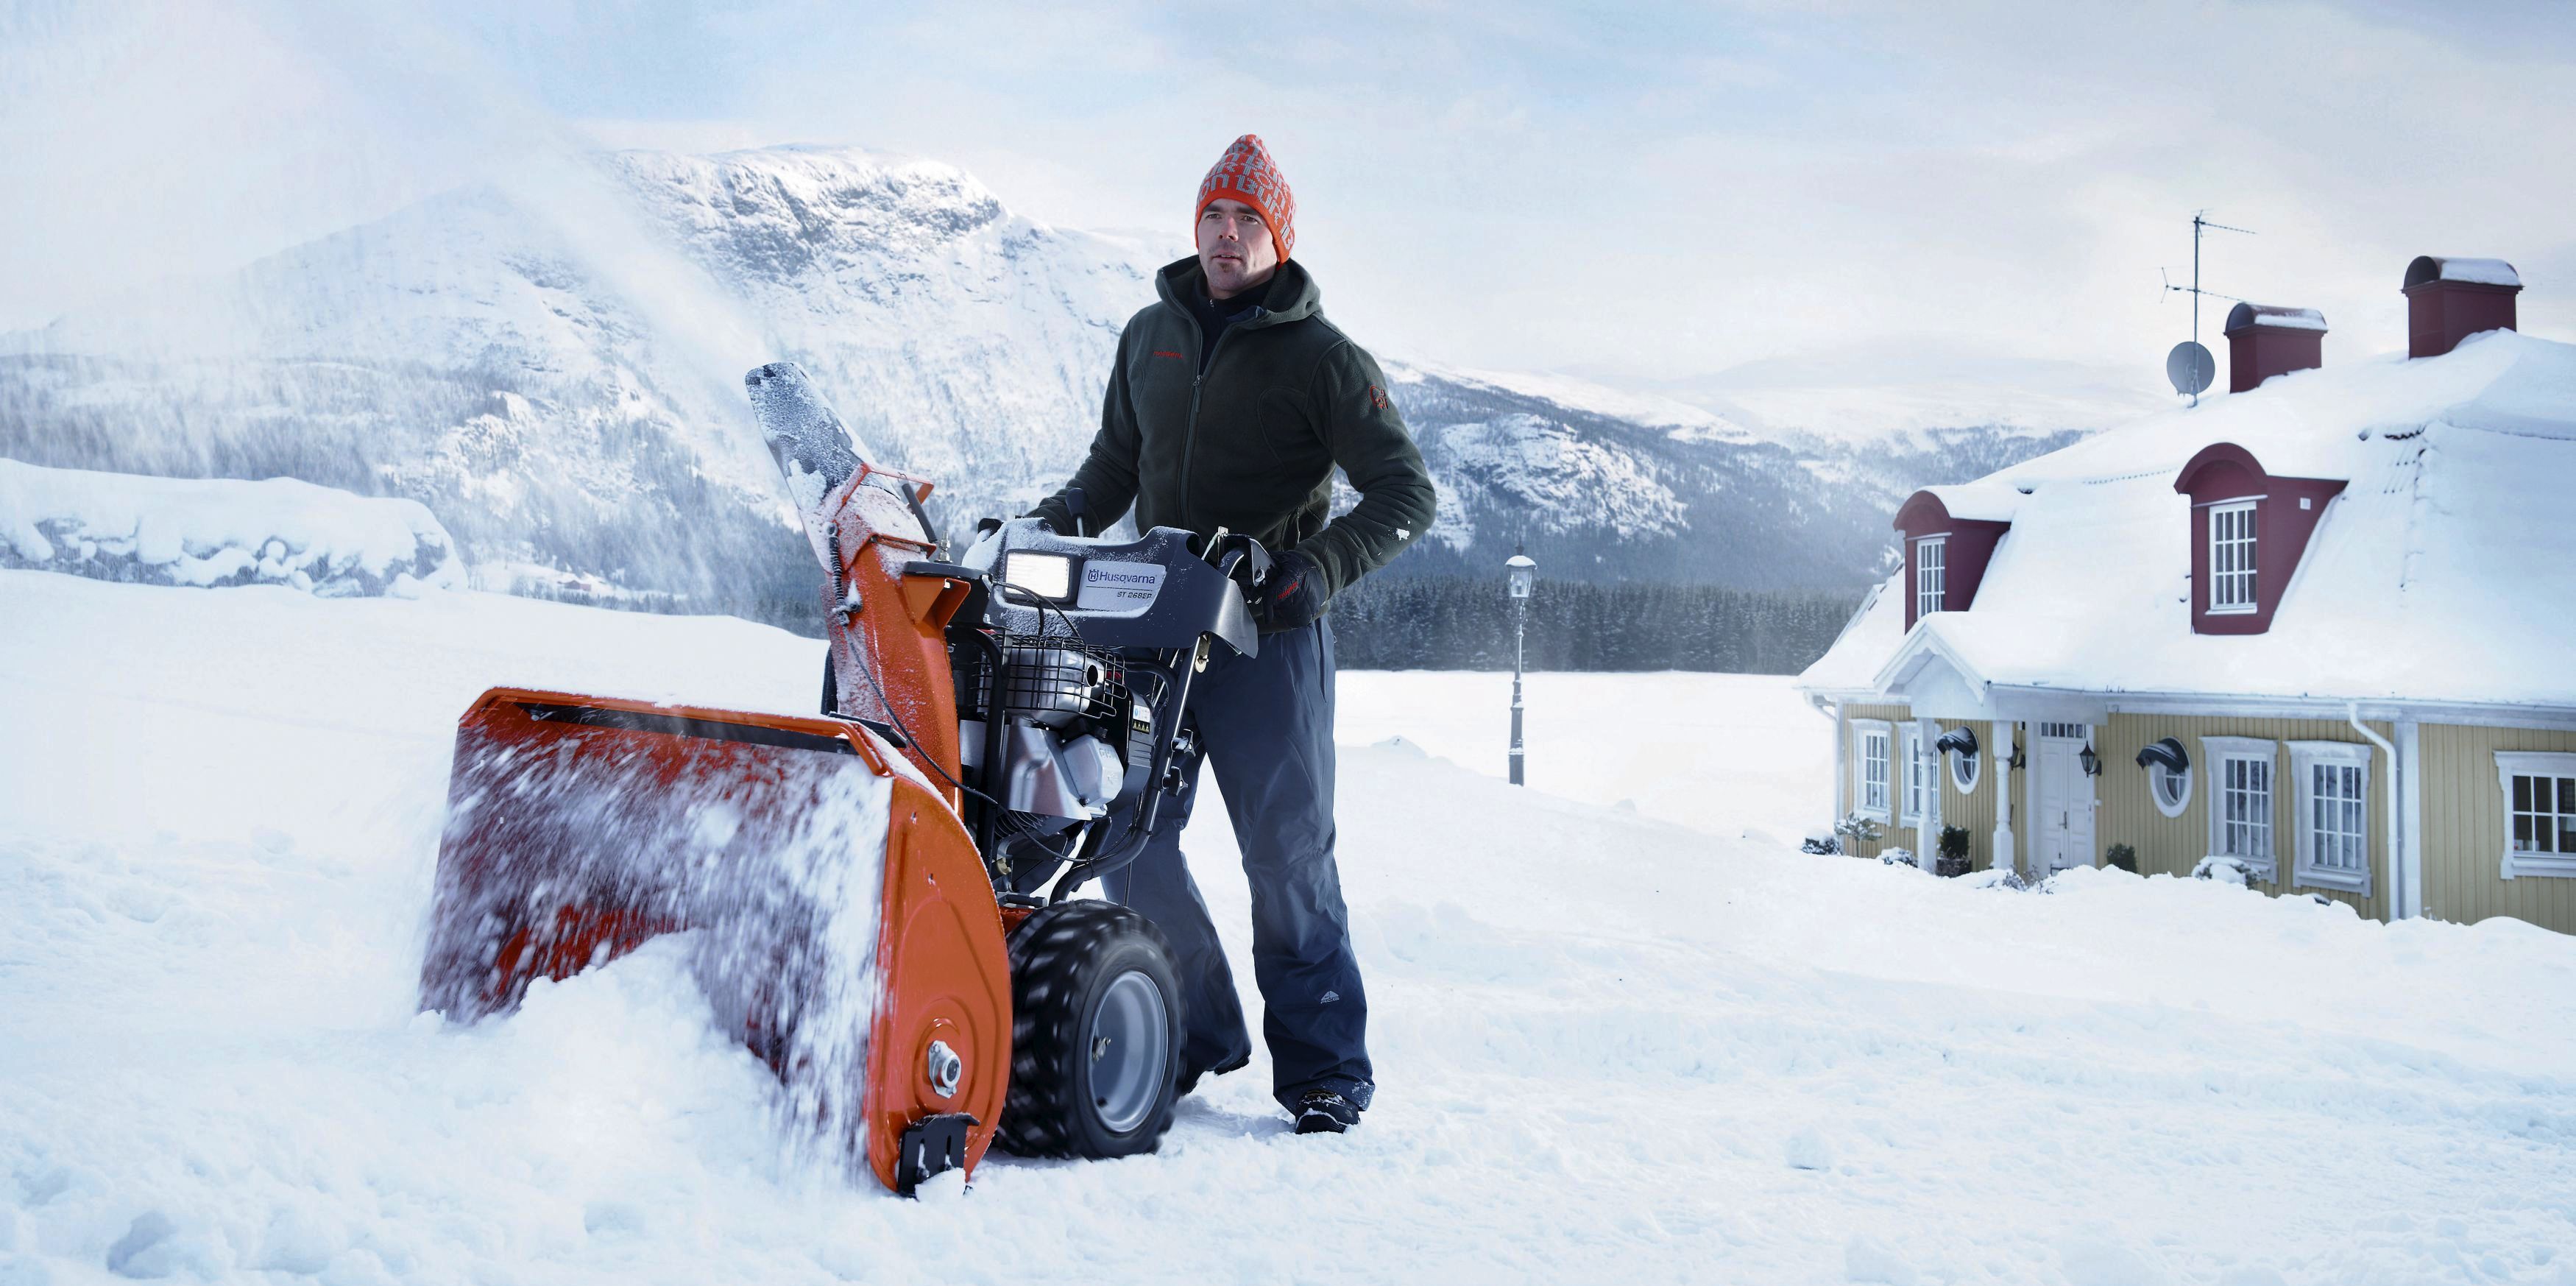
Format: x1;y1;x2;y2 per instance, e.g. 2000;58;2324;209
417;364;1012;1195
419;689;1010;1193
420;361;1248;1195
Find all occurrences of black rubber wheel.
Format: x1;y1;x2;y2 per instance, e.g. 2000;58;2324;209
994;900;1183;1159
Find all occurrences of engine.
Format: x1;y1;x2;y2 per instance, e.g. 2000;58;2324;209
956;636;1158;835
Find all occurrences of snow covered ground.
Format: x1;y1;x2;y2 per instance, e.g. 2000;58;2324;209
4;572;2574;1285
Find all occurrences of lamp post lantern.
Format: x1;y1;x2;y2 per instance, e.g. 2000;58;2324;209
1505;550;1536;785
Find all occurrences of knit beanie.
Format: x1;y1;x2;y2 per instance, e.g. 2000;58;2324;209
1195;135;1295;264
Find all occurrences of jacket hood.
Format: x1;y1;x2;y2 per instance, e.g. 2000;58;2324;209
1155;255;1321;326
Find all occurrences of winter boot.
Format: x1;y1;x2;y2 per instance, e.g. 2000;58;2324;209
1292;1089;1362;1135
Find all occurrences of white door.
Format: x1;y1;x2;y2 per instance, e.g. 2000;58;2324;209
2034;727;2095;873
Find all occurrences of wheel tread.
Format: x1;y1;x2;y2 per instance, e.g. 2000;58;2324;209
994;900;1181;1159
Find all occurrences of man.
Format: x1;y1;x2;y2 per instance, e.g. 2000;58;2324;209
1028;134;1434;1135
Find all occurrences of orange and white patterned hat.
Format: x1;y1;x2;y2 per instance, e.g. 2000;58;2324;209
1195;134;1295;263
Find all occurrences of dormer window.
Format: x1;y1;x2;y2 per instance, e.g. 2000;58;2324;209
1915;536;1947;617
2173;444;2345;636
1892;491;2010;632
2209;500;2257;613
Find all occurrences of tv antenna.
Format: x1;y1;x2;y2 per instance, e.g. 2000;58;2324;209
2160;211;2254;407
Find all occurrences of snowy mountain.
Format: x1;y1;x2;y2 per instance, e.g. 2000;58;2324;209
0;145;2099;624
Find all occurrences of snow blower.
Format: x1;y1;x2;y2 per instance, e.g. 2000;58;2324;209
418;361;1268;1194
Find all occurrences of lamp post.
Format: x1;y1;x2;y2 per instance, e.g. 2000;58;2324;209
1506;550;1536;786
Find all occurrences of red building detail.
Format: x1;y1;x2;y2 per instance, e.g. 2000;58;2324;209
1892;491;2011;631
2223;303;2325;393
2403;256;2521;359
2172;443;2346;635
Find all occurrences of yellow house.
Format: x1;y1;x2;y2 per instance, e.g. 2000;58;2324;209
1796;258;2576;935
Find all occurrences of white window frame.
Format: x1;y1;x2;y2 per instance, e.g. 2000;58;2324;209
2149;759;2193;819
2207;500;2258;615
1853;719;1893;822
2201;735;2277;880
2497;751;2576;879
2288;741;2373;896
1914;534;1947;618
1948;735;1980;794
1899;724;1929;827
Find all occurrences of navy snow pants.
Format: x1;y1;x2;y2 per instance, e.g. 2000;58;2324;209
1103;618;1373;1112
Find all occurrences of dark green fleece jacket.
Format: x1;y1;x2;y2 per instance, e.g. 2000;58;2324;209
1029;257;1436;611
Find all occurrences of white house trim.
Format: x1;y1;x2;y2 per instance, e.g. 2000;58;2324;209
1914;534;1948;618
2207;498;2259;615
2089;691;2576;733
2202;735;2279;881
2287;741;2374;897
2497;751;2576;879
1853;719;1894;822
1899;723;1928;829
2149;757;2193;819
1914;717;1945;869
1947;732;1980;794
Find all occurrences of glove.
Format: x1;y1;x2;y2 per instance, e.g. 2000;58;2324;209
1253;549;1327;631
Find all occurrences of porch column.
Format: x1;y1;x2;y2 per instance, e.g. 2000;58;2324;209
1991;720;2016;877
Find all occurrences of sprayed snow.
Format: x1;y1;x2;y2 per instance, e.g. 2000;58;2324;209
6;570;2573;1282
0;457;461;595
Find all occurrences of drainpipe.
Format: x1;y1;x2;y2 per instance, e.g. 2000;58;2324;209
2349;702;2405;920
1816;696;1847;833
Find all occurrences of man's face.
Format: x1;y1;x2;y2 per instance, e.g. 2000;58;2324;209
1197;198;1278;300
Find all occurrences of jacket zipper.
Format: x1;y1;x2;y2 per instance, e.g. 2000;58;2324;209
1182;311;1250;535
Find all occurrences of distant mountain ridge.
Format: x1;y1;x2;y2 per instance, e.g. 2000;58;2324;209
0;144;2109;626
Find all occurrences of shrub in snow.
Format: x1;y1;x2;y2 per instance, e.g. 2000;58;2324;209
1800;831;1841;855
1936;825;1972;877
2106;843;2138;873
1878;847;1917;869
1833;812;1886;847
0;459;462;597
2192;856;2254;886
1967;868;2028;891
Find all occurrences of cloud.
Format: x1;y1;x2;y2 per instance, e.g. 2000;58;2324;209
4;0;2569;392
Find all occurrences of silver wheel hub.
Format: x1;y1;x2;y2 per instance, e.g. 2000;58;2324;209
927;1039;963;1100
1087;969;1169;1134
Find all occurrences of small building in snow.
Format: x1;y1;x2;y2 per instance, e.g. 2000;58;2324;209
1796;255;2576;936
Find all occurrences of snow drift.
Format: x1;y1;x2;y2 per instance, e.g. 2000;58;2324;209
0;458;461;596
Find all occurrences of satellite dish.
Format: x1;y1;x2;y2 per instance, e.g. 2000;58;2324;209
2166;341;2215;397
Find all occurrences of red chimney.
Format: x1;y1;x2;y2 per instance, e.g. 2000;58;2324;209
2223;303;2326;392
2403;256;2521;358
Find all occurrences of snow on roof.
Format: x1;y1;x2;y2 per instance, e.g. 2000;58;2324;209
2406;256;2522;289
2225;303;2328;333
1917;480;2023;523
1805;329;2576;711
1797;574;1906;696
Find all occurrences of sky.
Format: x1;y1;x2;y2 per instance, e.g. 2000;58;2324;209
4;0;2573;403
